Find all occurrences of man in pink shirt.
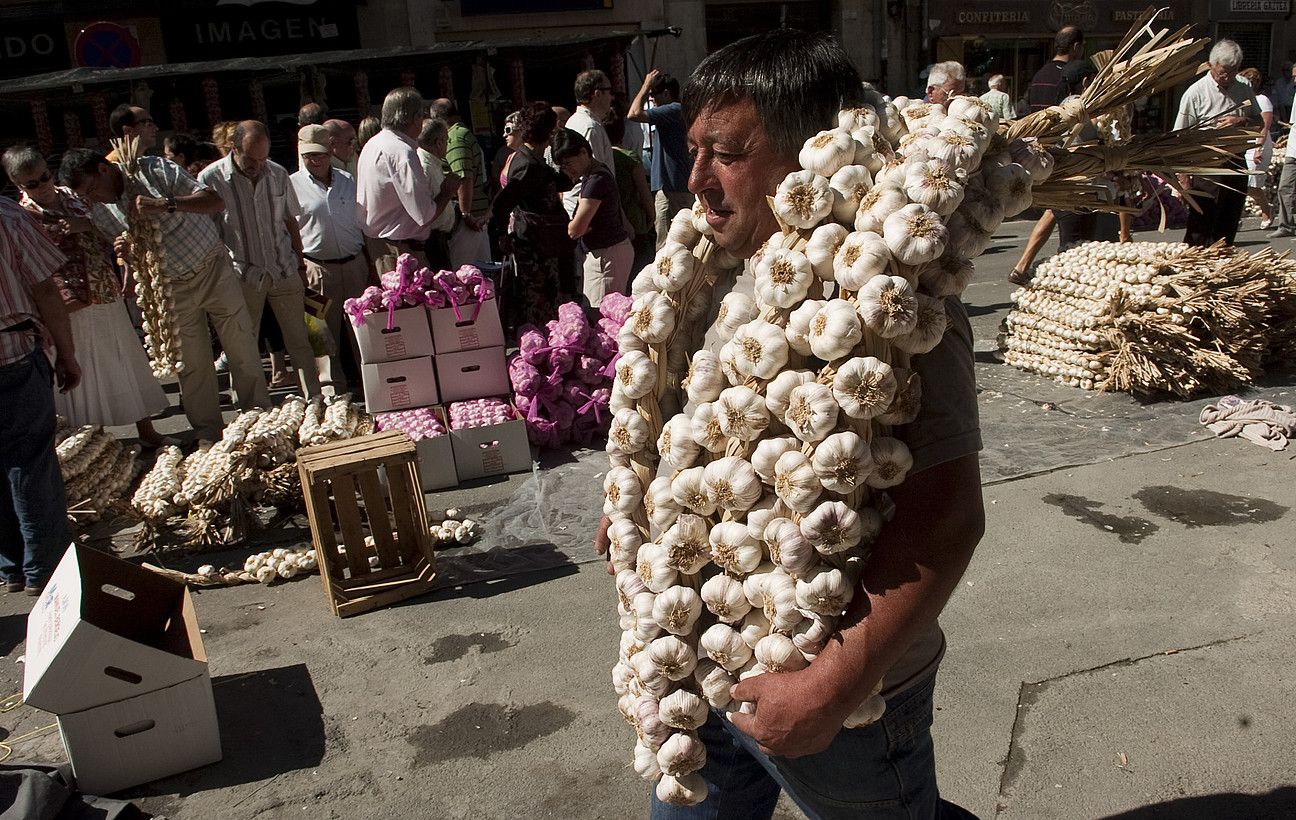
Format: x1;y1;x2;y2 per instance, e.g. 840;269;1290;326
356;87;455;276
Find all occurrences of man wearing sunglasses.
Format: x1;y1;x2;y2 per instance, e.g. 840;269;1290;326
562;70;617;217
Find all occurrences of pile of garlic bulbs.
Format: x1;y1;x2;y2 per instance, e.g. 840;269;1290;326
427;507;482;546
607;94;1051;806
146;547;319;587
56;425;139;523
1003;241;1296;397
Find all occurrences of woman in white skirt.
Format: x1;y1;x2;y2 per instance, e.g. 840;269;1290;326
3;147;169;445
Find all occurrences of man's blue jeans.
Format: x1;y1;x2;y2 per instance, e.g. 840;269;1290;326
651;672;965;820
0;351;69;587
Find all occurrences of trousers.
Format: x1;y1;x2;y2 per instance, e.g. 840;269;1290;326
1184;173;1248;247
581;238;635;309
0;352;70;586
239;272;322;399
1275;159;1296;231
305;256;370;392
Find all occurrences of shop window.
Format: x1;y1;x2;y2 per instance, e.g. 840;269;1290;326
1216;22;1272;82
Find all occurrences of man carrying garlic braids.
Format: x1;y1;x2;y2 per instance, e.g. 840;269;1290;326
597;29;984;818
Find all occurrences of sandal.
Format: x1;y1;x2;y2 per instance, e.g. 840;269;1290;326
1008;268;1032;287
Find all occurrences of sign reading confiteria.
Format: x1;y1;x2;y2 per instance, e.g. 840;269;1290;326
927;0;1194;36
161;0;359;61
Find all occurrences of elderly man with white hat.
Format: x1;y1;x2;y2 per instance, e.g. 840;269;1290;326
291;124;370;393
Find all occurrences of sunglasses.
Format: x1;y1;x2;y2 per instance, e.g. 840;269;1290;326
18;171;51;190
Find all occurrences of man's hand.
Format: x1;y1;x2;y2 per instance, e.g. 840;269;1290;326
641;68;661;92
113;233;130;258
727;665;855;758
594;514;615;576
135;195;168;215
53;353;82;393
463;214;484;232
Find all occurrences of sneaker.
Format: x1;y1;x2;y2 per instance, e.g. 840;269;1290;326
214;352;230;373
5;580;23;593
24;585;44;596
1269;227;1294;238
1260;218;1274;229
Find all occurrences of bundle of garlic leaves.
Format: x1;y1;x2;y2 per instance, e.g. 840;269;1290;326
111;136;183;379
1003;241;1296;397
605;13;1254;805
56;424;140;524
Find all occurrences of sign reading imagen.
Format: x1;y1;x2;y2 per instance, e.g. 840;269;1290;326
162;0;359;60
461;0;612;16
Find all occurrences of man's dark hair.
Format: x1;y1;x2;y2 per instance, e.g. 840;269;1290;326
515;101;558;145
1054;26;1084;57
550;127;592;163
298;102;326;127
59;148;108;189
649;73;680;100
682;29;866;158
108;103;137;138
232;120;269;152
1062;59;1097;93
574;70;610;105
164;133;199;164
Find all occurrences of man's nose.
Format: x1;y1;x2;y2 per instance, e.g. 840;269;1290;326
688;156;714;197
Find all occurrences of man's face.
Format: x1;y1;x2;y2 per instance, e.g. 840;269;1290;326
73;164;117;204
1210;62;1238;89
589;83;614;116
234;135;271;180
687;98;799;258
125;107;158;150
928;77;965;105
302;151;332;180
12;160;56;203
649;89;673;107
331;125;357;161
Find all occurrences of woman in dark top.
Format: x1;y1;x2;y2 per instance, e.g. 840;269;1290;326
550;128;633;310
490;102;574;332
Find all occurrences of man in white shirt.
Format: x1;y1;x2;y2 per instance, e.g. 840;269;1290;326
356;87;449;276
200;120;321;398
324;118;359;178
1270;123;1296;237
562;70;616;216
1173;39;1260;246
291;127;370;393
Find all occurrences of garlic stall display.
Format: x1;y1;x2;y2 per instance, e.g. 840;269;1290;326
56;424;140;524
1002;241;1296;397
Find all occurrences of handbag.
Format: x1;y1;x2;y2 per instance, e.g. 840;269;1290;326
513;209;575;257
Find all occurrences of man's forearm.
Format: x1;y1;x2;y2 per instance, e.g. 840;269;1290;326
457;174;475;216
31;279;75;358
178;190;224;215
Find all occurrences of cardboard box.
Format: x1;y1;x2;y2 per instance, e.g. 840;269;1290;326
24;545;209;716
352;306;434;364
429;298;505;354
58;673;222;795
450;410;531;481
375;406;458;491
436;346;509;403
362;357;439;413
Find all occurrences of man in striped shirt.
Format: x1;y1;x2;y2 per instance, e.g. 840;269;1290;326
0;196;80;594
431;98;494;267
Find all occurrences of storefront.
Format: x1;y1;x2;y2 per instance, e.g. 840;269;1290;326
1210;0;1292;80
926;0;1195;130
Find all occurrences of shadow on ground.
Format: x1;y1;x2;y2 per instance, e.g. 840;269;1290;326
1102;786;1296;819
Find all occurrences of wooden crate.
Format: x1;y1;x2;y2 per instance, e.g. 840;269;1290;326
296;431;437;617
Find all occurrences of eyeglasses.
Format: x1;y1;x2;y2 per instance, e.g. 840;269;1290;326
18;171;51;190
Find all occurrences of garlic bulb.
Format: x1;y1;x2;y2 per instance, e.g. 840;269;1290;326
854;184;908;235
646;475;682;532
829;165;874;224
701;622;753;671
715;386;770;442
944;211;993;259
751;435;801;483
637;542;679;593
695;659;737;708
947;95;997;129
917;254;974;298
986;162;1034;217
689;199;713;235
738;608;772;648
765;370;815;422
751;571;801;632
658;415;701;471
754;247;815;309
867;437;914;489
926;129;983;173
773;450;823;513
811;431;872;494
745;495;786;541
892;293;949;355
631;591;661;641
634;740;664;781
783;382;839;443
714;291;758;341
630;651;671;700
805;223;849;281
792;614;836;656
878;369;922;426
608;518;644;572
689;404;727;454
765;517;819;578
653;585;703;636
754;633;810;673
833;231;892;292
657;730;707;778
832;356;897;419
708;521;764;577
615;350;657;400
839;106;879;131
609;408;651;455
667;210;703;248
634;692;672;747
883;203;948;266
903;159;965;216
659;691;710;733
899;101;945;132
628;291;678;344
801;500;863;555
662;513;713;574
730;321;790;381
603;466;644;516
613;660;636;695
795;565;855;616
701;570;754;621
843;694;887;728
656;773;708;807
652;242;698;292
649;634;698;681
785;298;826;357
808;300;863;361
1009;137;1054;184
617;568;650;612
856;274;918;339
703;456;764;514
798;129;857;178
684;350;726;405
774;170;834;229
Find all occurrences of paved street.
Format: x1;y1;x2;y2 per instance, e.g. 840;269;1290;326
0;217;1293;818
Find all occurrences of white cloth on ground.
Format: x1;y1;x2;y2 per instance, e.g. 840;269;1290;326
1200;395;1296;451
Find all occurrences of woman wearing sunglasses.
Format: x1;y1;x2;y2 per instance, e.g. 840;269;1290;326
2;146;168;446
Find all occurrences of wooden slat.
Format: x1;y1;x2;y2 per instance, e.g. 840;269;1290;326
330;474;371;578
335;571;438;618
384;465;424;565
331;563;419;594
302;478;345;584
357;471;401;570
405;462;435;562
